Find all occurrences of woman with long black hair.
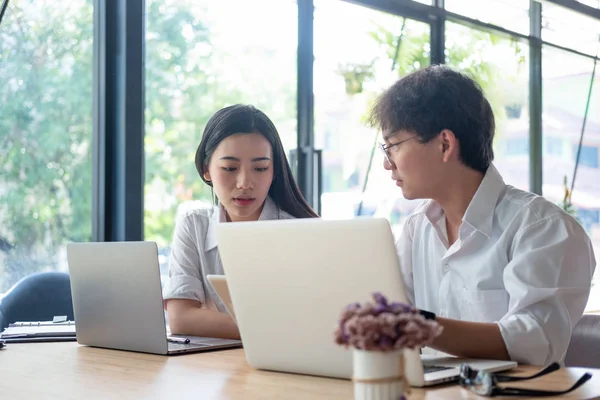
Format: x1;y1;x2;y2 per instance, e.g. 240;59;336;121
163;104;318;339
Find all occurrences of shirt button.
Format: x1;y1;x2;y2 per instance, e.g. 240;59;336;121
443;264;450;273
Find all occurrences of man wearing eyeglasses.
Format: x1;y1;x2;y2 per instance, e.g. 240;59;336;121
369;65;596;366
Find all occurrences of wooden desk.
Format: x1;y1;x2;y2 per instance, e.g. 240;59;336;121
1;343;599;399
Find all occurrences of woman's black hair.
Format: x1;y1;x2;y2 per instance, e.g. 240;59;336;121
195;104;319;218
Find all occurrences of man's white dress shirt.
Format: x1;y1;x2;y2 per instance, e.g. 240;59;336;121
396;164;596;365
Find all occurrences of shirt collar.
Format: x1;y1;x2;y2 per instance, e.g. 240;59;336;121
423;200;445;227
462;163;506;238
204;196;280;251
421;163;506;238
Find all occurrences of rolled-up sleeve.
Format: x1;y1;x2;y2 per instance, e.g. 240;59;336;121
162;214;206;304
498;215;596;365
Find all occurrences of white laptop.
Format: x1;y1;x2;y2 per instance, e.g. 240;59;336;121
207;275;237;324
214;217;516;387
66;241;241;355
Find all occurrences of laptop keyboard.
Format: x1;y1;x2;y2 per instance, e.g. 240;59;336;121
168;342;210;351
424;365;454;374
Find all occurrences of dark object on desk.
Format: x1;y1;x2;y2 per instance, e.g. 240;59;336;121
459;361;592;397
3;335;76;343
0;271;74;330
565;314;600;368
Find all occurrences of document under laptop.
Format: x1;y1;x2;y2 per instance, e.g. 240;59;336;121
0;319;76;342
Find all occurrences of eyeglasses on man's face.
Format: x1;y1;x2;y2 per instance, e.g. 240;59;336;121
459;362;591;397
379;135;418;165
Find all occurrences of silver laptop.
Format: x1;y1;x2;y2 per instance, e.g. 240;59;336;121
66;241;241;355
215;217;516;387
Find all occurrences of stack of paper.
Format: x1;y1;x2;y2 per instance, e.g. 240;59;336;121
1;320;76;342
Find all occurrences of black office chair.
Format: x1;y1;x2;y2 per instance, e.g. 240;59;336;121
0;271;74;330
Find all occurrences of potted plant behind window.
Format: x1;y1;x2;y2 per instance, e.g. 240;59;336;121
561;175;579;220
337;62;375;95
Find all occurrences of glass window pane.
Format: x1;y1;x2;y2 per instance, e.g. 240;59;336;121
314;0;431;234
541;47;600;311
144;0;297;278
575;145;599;169
542;3;600;56
575;0;600;8
0;0;93;291
445;22;530;191
444;0;530;35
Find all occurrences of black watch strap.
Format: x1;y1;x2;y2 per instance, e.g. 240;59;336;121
419;309;436;320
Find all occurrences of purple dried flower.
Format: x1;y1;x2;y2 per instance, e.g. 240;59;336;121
390;301;416;314
374;304;388;315
333;292;443;352
373;292;388;307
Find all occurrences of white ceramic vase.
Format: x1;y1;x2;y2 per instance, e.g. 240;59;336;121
352;348;407;400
